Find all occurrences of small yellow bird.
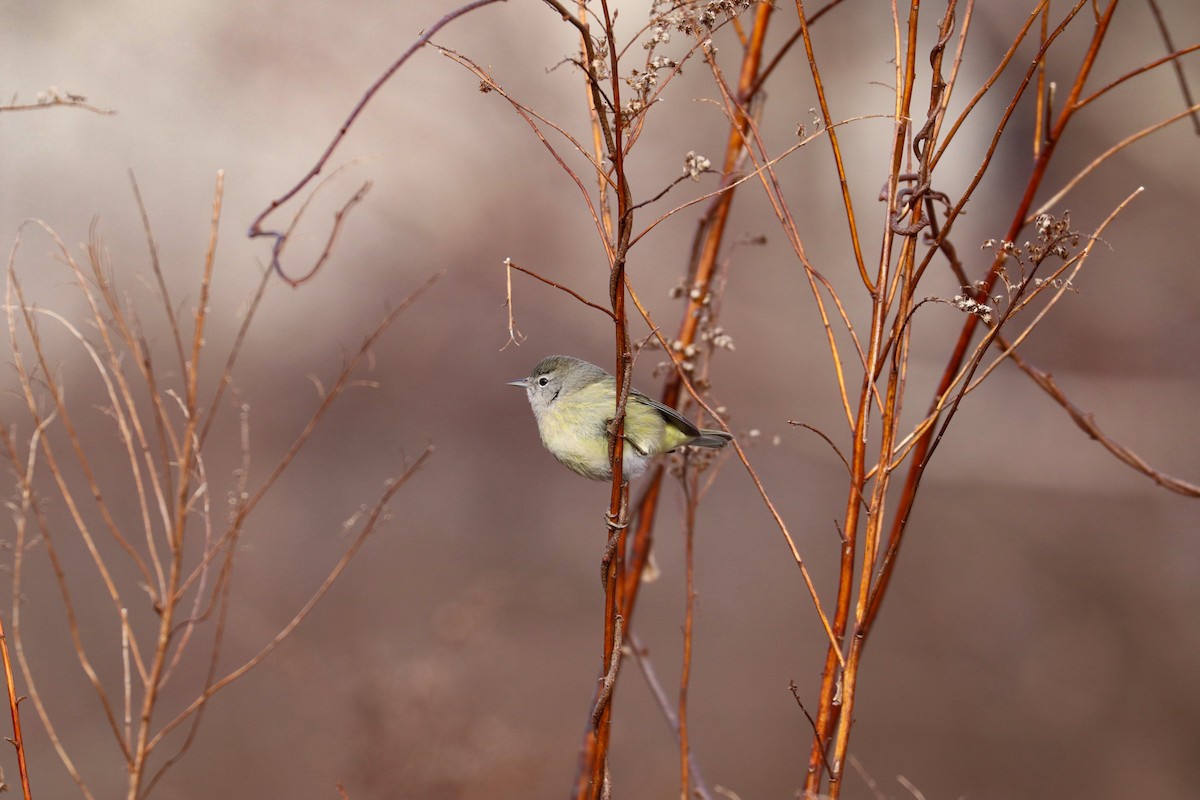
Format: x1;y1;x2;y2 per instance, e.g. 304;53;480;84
509;355;733;480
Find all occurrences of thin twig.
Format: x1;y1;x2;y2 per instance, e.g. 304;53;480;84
248;0;509;281
678;474;697;800
1031;102;1200;218
590;615;624;730
627;633;712;800
0;614;33;800
789;680;833;778
505;259;616;320
1073;42;1200;111
2;418;97;799
1144;0;1200;135
0;86;114;115
147;448;433;752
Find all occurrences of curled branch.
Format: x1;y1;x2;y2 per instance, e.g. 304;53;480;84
248;0;509;283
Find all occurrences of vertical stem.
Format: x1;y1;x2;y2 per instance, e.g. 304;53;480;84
578;3;634;798
678;474;697;800
577;0;614;241
802;0;921;789
864;0;1117;632
128;171;222;800
622;0;773;621
1033;3;1049;158
0;615;33;800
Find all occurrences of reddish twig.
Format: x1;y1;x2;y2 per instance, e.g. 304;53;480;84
621;0;775;632
1003;347;1200;497
0;614;33;800
248;0;509;283
678;473;697;800
505;259;616;322
1145;0;1200;135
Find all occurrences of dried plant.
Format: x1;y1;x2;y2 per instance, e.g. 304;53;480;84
11;1;1190;799
2;173;434;799
254;0;1199;797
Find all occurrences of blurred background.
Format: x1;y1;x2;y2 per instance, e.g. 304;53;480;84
2;1;1199;798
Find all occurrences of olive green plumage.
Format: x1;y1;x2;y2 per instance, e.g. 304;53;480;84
509;355;733;480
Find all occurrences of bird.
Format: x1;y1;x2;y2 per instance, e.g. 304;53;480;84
509;355;733;480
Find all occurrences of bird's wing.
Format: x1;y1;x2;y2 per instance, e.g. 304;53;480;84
629;389;701;437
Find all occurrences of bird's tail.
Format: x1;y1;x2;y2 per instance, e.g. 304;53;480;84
691;430;734;449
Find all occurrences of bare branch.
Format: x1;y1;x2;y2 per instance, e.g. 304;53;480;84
248;0;509;282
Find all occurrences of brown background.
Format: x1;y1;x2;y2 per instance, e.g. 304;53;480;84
3;2;1199;798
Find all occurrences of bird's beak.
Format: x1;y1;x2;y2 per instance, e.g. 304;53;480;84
508;378;530;388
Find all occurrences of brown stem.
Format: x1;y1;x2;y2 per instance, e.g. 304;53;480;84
0;615;33;800
621;0;773;627
678;472;697;800
573;3;635;796
792;0;869;290
128;170;223;800
248;0;509;282
865;0;1115;640
1145;0;1200;135
628;633;713;800
797;0;902;781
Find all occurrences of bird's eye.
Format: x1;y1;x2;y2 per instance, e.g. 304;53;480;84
537;376;550;386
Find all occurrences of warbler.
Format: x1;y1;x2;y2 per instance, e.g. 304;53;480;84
509;355;733;480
